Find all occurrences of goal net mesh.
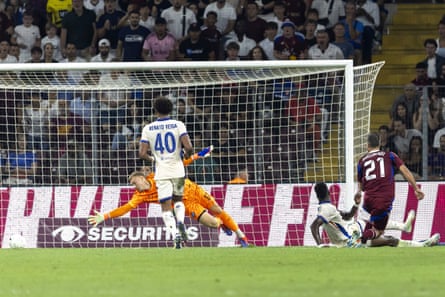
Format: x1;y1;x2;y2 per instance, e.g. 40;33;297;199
0;61;384;248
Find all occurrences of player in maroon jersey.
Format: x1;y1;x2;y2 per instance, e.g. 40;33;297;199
350;133;425;247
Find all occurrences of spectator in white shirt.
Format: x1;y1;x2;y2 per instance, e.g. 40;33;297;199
91;38;115;63
41;23;63;61
259;21;278;60
0;40;18;63
11;11;41;63
161;0;196;41
203;0;237;38
224;19;256;59
311;0;345;29
308;29;344;60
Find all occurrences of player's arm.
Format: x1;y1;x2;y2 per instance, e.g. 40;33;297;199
399;164;425;200
180;133;194;159
138;141;154;162
88;203;135;227
340;192;361;220
183;145;213;166
310;217;324;246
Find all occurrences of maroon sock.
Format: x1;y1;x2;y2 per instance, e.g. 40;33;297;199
361;229;377;244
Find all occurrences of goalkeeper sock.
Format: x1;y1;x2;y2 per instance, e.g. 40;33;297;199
174;201;186;224
397;239;424;247
216;211;245;237
162;211;177;240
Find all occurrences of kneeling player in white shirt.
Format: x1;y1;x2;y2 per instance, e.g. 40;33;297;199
310;182;440;248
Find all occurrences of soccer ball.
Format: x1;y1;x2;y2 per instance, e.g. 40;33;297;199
8;234;26;248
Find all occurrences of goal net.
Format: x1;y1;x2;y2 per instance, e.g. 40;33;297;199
0;60;384;248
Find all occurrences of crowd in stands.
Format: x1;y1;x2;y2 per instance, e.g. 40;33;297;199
383;16;445;181
0;0;385;64
2;0;444;184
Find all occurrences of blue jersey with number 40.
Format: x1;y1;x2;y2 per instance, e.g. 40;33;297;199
141;117;188;179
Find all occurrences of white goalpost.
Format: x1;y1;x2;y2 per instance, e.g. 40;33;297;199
0;60;384;248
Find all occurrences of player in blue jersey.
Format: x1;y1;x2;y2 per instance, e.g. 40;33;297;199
139;96;194;249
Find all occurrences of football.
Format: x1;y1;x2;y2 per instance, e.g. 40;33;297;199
8;234;26;248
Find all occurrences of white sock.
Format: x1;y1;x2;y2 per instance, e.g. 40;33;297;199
386;220;405;231
397;239;424;247
235;229;246;239
173;201;185;225
162;211;177;240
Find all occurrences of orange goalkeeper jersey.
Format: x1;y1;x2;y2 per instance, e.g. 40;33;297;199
106;173;218;221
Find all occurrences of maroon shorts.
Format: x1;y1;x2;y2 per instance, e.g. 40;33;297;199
363;196;393;231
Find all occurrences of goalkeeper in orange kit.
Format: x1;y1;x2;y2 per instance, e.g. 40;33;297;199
88;146;251;247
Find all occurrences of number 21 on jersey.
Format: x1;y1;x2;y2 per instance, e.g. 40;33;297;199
364;157;385;181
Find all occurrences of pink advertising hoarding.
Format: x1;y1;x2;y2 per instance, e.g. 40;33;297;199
1;183;444;248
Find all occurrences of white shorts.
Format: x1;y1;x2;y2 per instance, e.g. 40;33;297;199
156;178;185;202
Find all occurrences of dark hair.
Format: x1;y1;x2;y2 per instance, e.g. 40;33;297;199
415;62;427;69
378;125;390;132
274;1;286;8
226;41;240;50
265;21;278;30
31;46;42;54
367;133;380;148
248;45;268;60
314;182;329;201
307;8;319;16
424;38;437;48
153;97;173;115
206;11;218;18
408;136;422;155
393;116;406;125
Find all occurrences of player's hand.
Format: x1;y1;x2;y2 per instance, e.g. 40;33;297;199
354;192;362;206
88;210;105;227
196;145;214;158
415;188;425;201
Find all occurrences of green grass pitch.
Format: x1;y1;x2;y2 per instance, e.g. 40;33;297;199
0;247;444;297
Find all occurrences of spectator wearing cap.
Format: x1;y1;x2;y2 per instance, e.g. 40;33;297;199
60;0;97;61
96;0;126;54
177;23;215;61
224;19;256;59
142;17;176;61
91;38;115;63
161;0;197;41
274;19;307;60
117;9;150;61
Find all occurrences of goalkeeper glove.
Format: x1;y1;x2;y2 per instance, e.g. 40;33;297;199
193;145;214;160
88;210;106;227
